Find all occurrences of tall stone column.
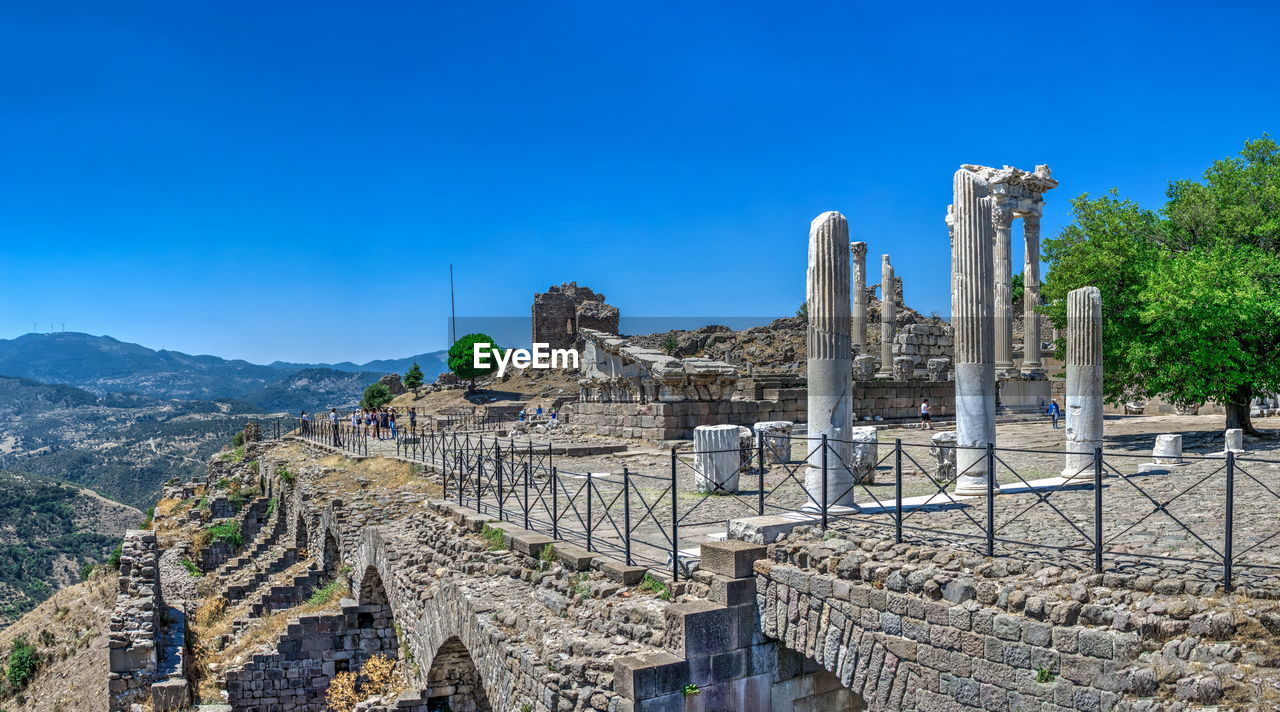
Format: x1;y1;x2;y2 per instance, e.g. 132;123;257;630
850;241;868;353
876;255;895;378
1062;286;1104;482
1021;213;1044;375
804;211;855;512
992;201;1015;375
951;169;999;496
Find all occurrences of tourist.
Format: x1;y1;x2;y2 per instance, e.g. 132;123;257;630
329;408;341;446
1048;400;1061;429
299;410;309;436
536;405;543;418
389;409;398;440
372;409;381;440
919;400;932;430
518;408;526;422
380;409;390;439
550;407;558;421
408;407;417;432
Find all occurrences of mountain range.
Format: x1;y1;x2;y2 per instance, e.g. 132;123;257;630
0;332;447;407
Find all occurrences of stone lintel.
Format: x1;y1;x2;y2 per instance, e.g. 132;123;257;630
600;560;648;586
726;512;818;545
554;543;597;571
614;650;691;701
699;540;767;578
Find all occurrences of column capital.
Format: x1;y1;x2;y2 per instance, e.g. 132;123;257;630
992;200;1016;229
850;241;867;259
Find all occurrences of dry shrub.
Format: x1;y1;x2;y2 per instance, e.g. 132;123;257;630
194;596;227;627
325;670;361;712
361;654;397;696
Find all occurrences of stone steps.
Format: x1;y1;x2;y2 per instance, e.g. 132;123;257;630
213;494;287;578
245;567;326;619
220;545;301;603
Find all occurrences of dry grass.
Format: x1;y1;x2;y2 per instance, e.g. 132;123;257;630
314;453;441;497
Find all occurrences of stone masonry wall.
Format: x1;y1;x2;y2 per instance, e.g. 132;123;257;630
108;530;162;712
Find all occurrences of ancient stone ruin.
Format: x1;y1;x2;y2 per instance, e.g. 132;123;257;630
530;281;620;352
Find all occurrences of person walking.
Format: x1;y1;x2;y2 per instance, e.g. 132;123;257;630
1047;400;1061;429
919;399;932;430
299;410;310;436
329;408;341;447
371;409;381;440
408;407;417;433
535;405;544;418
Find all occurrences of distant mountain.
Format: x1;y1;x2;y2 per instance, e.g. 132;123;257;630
0;375;264;507
0;333;447;408
267;350;449;377
236;367;387;412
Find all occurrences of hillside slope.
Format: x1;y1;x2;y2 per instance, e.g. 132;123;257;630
0;472;139;628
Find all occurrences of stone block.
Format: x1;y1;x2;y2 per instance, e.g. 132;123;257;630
708;575;757;607
614;651;690;700
699;540;767;578
151;678;190;711
665;600;738;658
554;543;596;571
601;560;647;585
504;529;554;558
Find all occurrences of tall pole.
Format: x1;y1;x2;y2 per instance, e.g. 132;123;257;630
449;264;457;345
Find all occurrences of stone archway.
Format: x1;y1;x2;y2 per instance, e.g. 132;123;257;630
424;636;493;712
358;565;388;606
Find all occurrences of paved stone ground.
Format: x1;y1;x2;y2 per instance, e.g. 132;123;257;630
314;414;1280;590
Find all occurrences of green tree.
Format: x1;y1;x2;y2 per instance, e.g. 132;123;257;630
361;382;393;410
402;362;424;395
1011;271;1025;308
5;635;38;692
1041;136;1280;434
447;333;502;393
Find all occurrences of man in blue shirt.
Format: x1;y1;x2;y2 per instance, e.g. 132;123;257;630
1047;400;1061;429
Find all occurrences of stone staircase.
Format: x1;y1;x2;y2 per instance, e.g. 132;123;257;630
220;544;301;604
212;493;287;580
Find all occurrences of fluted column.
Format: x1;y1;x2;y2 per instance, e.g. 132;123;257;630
851;241;868;353
992;201;1015;375
1021;213;1044;375
804;211;855;512
1062;286;1104;481
951;169;1000;495
876;255;896;378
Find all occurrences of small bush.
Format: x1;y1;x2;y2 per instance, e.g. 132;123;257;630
481;525;506;551
5;636;39;692
204;521;243;549
1035;665;1055;683
538;544;557;570
140;506;155;529
276;466;295;485
106;544;123;570
307;580;345;606
231;430;245;448
638;574;672;601
265;497;278;518
78;563;96;582
181;558;203;577
682;683;700;697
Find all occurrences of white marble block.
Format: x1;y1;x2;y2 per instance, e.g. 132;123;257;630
753;421;793;464
693;424;742;494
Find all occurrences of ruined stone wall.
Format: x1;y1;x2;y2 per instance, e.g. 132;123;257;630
222;600;399;711
892;323;953;371
530;281;619;351
108;530;161;712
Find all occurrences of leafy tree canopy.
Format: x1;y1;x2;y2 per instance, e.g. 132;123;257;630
447;334;502;391
402;362;424;390
1041;136;1280;433
360;382;393;410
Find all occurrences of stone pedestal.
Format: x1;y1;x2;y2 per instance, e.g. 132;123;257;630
927;357;950;382
1225;428;1244;454
803;211;856;512
1063;286;1104;482
753;421;793;464
693;425;742;494
950;167;1000;496
892;356;914;382
849;426;878;485
930;431;958;483
1154;434;1184;465
852;355;878;381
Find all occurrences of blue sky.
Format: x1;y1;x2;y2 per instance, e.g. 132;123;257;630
1;1;1276;364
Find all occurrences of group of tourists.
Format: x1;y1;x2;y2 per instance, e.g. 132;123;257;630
299;407;422;447
516;405;557;422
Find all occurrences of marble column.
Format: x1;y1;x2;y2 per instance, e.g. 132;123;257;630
992;201;1015;375
851;241;868;353
876;255;896;378
1062;286;1104;482
951;168;1000;496
1021;213;1044;375
804;211;855;512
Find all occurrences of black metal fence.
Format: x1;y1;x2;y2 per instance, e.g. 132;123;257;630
281;416;1280;591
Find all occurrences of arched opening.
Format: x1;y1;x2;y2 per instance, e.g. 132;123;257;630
425;636;493;712
295;514;309;553
322;531;339;577
358;566;388;606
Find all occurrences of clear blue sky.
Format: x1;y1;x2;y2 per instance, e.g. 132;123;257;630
1;1;1276;364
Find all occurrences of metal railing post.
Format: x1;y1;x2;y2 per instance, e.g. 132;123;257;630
895;439;903;544
1225;451;1235;593
985;443;995;558
757;434;766;516
1094;447;1103;574
523;461;531;530
623;466;633;566
671;446;680;582
586;473;594;553
820;434;829;530
496;444;504;522
552;467;560;540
